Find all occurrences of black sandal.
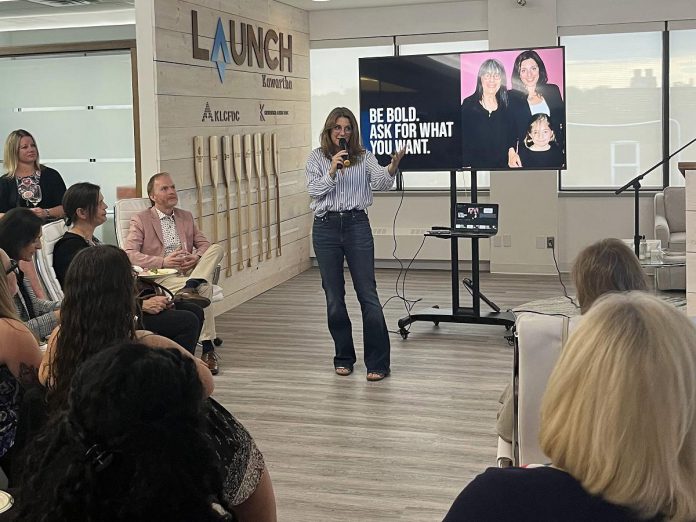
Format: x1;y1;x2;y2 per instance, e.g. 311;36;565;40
335;367;353;376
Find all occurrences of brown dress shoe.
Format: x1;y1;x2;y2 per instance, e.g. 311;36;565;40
201;350;219;375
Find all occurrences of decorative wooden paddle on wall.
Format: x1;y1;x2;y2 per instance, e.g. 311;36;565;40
254;134;271;259
233;134;250;268
208;136;220;244
243;134;255;264
221;136;235;275
262;133;273;260
271;133;282;256
193;136;205;231
253;133;264;262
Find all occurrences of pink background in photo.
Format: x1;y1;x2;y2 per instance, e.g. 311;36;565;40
460;48;564;102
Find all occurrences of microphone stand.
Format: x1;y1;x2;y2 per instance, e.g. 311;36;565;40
614;136;696;257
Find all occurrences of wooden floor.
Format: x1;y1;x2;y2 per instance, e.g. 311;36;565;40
213;268;578;521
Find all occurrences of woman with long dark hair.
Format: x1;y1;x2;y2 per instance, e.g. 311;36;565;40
507;50;565;166
16;343;228;521
306;106;405;381
53;182;204;354
40;245;276;521
0;208;60;341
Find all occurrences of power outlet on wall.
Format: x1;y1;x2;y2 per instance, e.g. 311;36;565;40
546;236;555;249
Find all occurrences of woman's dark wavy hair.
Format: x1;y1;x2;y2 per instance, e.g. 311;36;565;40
47;245;137;410
15;343;225;522
0;207;43;260
474;58;509;108
319;106;364;165
511;49;549;93
62;182;101;227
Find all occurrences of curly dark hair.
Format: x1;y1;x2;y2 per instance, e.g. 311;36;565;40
47;245;137;410
15;342;226;522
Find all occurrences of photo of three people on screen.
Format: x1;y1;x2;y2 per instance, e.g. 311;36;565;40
460;48;566;170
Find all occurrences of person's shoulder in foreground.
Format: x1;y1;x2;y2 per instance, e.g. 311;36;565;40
443;466;663;522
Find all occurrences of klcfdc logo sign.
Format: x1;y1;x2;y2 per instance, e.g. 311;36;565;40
191;10;293;83
202;102;240;123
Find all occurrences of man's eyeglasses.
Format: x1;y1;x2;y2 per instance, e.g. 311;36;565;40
5;259;19;276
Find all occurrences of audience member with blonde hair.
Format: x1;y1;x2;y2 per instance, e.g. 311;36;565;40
446;292;696;521
496;237;648;442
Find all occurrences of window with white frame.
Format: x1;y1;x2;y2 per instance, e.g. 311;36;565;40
560;31;663;190
310;42;394;150
669;28;696;187
0;50;135;207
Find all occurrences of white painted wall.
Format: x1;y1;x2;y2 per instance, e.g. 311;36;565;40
308;0;696;273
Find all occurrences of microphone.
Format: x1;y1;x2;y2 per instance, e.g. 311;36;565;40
337;138;351;169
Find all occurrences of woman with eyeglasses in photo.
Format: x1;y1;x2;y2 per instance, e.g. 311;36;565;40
306;107;405;382
461;59;516;169
0;248;43;482
0;208;60;341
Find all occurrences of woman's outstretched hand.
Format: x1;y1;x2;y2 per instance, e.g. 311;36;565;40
388;148;407;176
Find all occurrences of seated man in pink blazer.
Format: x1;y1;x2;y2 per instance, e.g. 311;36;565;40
125;172;224;374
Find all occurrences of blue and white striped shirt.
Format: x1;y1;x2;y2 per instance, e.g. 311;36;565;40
305;148;396;217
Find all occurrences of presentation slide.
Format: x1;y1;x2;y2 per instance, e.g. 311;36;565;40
359;46;566;171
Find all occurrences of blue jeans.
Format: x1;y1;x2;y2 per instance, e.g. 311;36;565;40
312;210;390;373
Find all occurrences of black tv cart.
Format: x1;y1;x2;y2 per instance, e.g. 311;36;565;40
397;170;515;339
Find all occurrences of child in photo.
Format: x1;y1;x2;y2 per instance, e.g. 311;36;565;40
518;113;565;169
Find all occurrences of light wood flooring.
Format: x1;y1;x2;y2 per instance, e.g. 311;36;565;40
212;268;578;521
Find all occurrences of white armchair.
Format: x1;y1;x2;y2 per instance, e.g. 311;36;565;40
113;198;222;289
497;313;579;467
34;220;68;301
654;186;686;252
654;187;686;290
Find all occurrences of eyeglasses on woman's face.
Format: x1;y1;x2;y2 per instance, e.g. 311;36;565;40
4;259;19;276
332;124;353;134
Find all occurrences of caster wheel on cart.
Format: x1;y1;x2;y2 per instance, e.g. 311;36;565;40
399;328;409;340
213;337;223;347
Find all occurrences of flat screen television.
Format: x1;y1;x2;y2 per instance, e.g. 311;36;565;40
359;46;566;171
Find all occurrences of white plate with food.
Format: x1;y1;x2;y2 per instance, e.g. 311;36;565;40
137;268;178;279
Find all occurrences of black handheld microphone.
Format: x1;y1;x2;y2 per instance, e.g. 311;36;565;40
337;138;351;169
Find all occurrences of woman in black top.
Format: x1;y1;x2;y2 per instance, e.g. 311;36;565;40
54;182;204;355
0;129;66;219
460;59;516;169
507;50;565;166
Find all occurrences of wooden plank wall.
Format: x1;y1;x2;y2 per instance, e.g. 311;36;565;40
151;0;312;313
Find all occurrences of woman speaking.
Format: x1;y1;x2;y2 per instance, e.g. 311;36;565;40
306;107;404;382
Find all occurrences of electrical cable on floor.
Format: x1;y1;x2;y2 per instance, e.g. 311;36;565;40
551;241;579;309
379;185;425;336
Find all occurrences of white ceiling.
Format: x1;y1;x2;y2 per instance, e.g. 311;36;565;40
0;0;134;31
278;0;467;11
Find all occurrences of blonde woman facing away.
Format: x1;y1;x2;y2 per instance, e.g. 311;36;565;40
446;292;696;521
